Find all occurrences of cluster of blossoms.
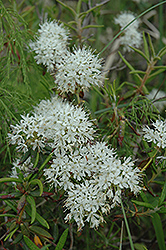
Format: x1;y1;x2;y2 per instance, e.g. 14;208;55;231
8;97;143;229
114;12;142;52
29;20;103;94
8;17;144;230
55;46;103;93
8;96;94;153
143;120;166;149
29;20;69;72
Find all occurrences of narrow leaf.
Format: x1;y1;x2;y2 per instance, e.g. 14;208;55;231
148;33;155;58
29;179;43;196
27;195;36;224
4;226;19;241
30;225;53;240
56;0;76;16
36;213;50;229
118;51;142;82
0;213;17;217
148;69;166;80
134;243;148;250
0;177;22;183
158;180;166;206
151;213;166;250
129;46;150;63
82;24;104;29
17;195;26;214
130;70;146;75
132;200;154;209
153;65;166;70
76;0;82;14
55;228;69;250
24;235;40;250
143;32;149;59
158;45;166;57
26;206;49;229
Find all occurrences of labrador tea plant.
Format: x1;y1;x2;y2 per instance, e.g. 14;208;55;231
1;0;166;249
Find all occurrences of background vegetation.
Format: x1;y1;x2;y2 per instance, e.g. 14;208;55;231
0;0;166;249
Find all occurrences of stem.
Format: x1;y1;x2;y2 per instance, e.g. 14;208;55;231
120;198;135;250
119;220;124;250
30;153;53;180
141;150;158;172
76;92;81;105
137;59;157;94
69;223;74;250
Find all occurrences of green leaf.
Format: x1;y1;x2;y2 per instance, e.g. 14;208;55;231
118;51;142;82
31;153;53;180
140;191;148;203
29;179;43;196
4;200;17;213
151;213;166;250
159;206;166;213
36;213;50;229
30;225;53;240
55;228;69;250
132;200;154;209
148;33;155;58
143;32;150;59
129;46;150;63
56;0;76;16
153;65;166;70
130;70;146;75
0;177;22;183
23;235;40;250
82;24;104;29
17;194;26;214
26;206;49;229
158;180;166;206
79;1;108;16
158;45;166;57
26;195;36;224
4;226;19;241
76;0;82;14
0;213;17;217
134;243;148;250
148;69;166;80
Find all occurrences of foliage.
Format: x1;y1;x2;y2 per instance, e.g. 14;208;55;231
0;0;166;249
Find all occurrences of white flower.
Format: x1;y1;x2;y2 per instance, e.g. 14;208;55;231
45;141;142;229
114;12;142;52
8;96;94;153
55;46;103;93
64;181;107;229
8;113;47;153
143;120;166;148
29;20;69;72
147;88;166;111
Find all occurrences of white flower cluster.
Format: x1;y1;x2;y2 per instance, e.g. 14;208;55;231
30;20;103;93
8;97;94;153
8;96;143;229
29;20;69;72
44;142;142;229
143;120;166;148
114;12;142;52
55;46;103;93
